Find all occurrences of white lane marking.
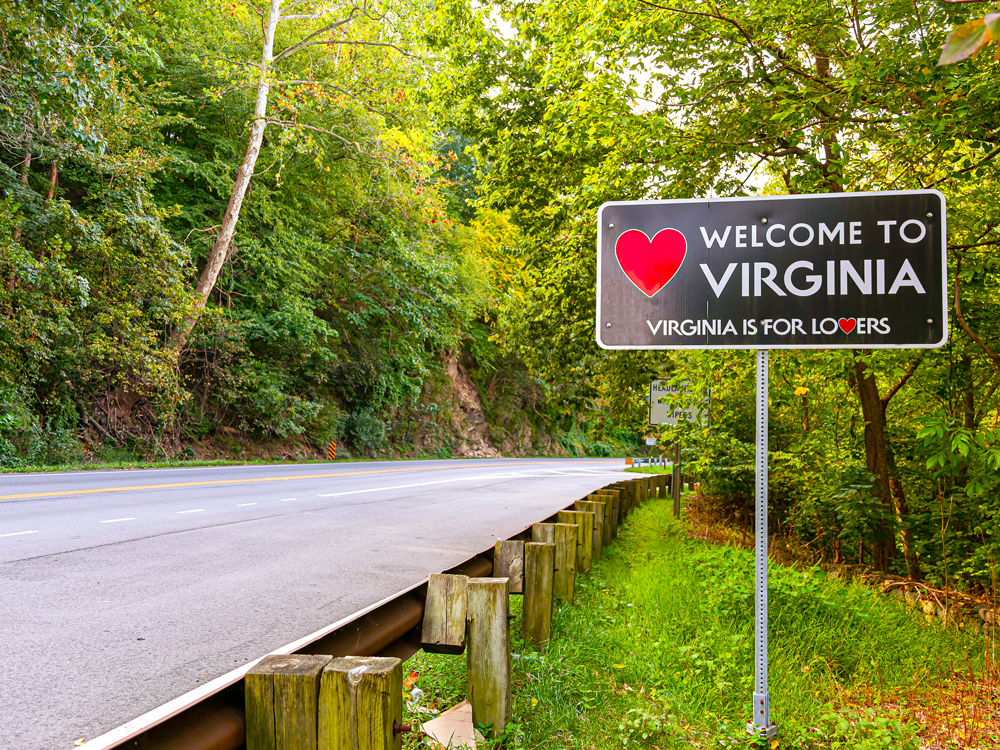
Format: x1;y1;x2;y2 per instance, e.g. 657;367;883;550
280;498;297;502
315;470;627;499
177;509;206;514
0;530;38;538
237;503;257;507
100;518;136;524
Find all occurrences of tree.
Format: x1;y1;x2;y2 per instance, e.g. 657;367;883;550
433;0;1000;581
170;0;417;350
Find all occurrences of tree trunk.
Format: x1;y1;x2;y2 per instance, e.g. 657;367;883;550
171;0;281;350
853;352;923;579
11;142;31;246
46;161;57;200
888;474;922;580
854;355;894;571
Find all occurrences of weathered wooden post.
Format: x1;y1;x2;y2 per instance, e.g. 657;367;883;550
626;481;637;513
574;500;604;559
493;539;524;593
318;656;403;750
246;654;333;750
421;574;468;654
618;481;634;515
534;521;577;603
599;489;621;536
590;492;614;546
466;577;511;739
522;541;555;646
608;483;627;518
557;509;594;573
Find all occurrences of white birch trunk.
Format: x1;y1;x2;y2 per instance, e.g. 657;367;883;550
173;0;281;349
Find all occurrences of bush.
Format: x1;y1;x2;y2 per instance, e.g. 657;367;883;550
586;441;614;457
347;408;386;454
0;389;42;466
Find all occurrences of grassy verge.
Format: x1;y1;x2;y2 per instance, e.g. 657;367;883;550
0;453;536;474
0;457;343;474
402;498;995;749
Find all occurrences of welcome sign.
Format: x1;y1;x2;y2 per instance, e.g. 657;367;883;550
596;191;948;349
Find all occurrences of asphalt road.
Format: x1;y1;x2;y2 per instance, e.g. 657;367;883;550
0;457;628;749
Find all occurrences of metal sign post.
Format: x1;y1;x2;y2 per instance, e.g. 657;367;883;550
751;349;776;737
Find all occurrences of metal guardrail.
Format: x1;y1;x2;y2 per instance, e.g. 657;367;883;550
629;456;669;468
80;508;565;750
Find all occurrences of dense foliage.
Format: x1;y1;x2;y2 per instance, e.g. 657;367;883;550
3;0;1000;590
0;0;582;466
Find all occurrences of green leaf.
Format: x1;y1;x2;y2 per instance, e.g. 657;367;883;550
938;19;989;66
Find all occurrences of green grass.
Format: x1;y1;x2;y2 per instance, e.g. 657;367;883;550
0;453;529;474
624;465;673;475
403;499;987;749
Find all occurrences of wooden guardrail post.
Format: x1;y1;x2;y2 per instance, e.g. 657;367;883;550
522;541;555;646
493;540;524;593
246;654;333;750
319;656;403;750
608;483;626;518
618;481;634;515
626;481;637;513
574;499;605;560
533;521;577;603
421;573;468;654
466;577;511;739
598;489;620;536
557;509;594;573
590;492;614;546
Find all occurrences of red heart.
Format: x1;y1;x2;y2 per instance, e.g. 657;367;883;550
615;228;687;297
838;317;857;334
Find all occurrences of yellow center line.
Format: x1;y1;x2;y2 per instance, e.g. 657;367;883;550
0;461;617;501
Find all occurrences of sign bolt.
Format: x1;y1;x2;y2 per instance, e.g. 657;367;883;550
606;322;612;328
761;217;768;223
609;223;615;228
926;212;933;218
927;318;934;324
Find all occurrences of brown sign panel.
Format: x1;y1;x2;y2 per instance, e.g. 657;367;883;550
596;192;948;349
